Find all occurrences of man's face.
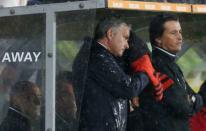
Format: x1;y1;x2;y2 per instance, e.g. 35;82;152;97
156;21;183;54
108;25;130;57
56;82;77;118
22;86;41;120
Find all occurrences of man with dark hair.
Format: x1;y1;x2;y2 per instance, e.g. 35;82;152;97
139;13;206;131
74;17;172;131
56;71;77;131
0;81;41;131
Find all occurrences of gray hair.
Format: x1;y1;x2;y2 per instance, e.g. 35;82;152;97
94;17;130;40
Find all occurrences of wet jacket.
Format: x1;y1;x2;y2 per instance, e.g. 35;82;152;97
139;47;203;131
78;42;149;131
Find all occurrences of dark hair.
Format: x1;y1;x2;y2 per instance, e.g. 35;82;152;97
56;71;73;94
94;17;130;40
11;81;36;96
149;13;179;46
56;71;72;83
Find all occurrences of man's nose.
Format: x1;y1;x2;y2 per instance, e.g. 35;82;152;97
125;42;129;49
177;32;182;41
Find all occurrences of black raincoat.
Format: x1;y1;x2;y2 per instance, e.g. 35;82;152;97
139;47;203;131
74;40;149;131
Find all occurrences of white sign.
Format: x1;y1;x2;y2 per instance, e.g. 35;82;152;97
1;52;41;63
0;0;28;7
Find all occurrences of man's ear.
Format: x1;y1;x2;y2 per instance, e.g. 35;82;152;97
106;28;113;41
155;37;162;46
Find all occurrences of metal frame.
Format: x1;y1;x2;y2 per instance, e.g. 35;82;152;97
0;0;105;16
45;11;56;131
0;1;105;131
0;0;206;131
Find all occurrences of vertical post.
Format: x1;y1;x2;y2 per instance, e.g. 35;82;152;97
45;11;56;131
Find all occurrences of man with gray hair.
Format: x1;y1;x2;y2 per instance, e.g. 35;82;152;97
76;17;161;131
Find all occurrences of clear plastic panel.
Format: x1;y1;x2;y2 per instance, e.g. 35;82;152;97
177;14;206;92
56;10;96;131
0;14;45;131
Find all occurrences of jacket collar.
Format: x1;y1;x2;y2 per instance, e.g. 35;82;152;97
152;46;177;62
97;42;108;50
9;106;29;119
94;41;118;58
